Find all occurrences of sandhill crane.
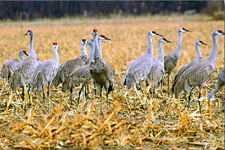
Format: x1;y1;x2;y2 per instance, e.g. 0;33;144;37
146;37;172;96
172;29;224;112
123;30;162;90
30;42;59;100
171;40;207;97
90;29;114;99
1;50;28;81
62;40;95;105
208;69;225;100
52;39;88;88
10;30;40;99
163;27;191;96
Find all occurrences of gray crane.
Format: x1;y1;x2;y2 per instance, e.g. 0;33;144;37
208;69;225;100
123;30;162;90
1;50;28;81
62;40;95;105
90;29;114;99
30;42;59;101
172;29;224;113
52;39;88;88
172;40;207;98
146;37;172;96
10;30;40;100
163;27;191;96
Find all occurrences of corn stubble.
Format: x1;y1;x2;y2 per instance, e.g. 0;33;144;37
0;16;224;149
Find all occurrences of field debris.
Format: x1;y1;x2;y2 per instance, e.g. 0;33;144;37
0;17;224;149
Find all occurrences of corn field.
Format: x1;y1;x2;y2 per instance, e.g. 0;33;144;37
0;15;224;149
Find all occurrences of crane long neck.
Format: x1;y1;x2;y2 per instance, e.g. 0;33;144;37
93;35;100;60
207;34;218;65
19;52;24;61
195;43;202;59
157;42;164;62
175;32;183;56
29;34;37;58
81;44;88;58
97;39;103;59
89;44;95;63
146;35;153;59
53;48;59;65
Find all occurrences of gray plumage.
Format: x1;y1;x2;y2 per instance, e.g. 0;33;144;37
62;40;94;104
171;40;207;93
172;29;224;112
52;39;88;88
163;27;190;96
123;30;162;90
208;69;225;100
10;30;40;91
90;30;114;98
146;38;172;89
1;50;28;81
30;43;59;98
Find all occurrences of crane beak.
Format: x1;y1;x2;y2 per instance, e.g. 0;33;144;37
166;40;172;43
104;37;111;41
156;33;163;37
25;52;29;56
24;33;28;36
202;42;207;45
185;29;191;32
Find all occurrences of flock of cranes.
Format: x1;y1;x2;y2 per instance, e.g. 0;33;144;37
0;28;224;113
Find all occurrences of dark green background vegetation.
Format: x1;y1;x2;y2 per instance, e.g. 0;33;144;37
0;1;223;20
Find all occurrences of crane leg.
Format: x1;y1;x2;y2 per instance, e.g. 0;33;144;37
42;91;46;103
94;83;97;98
22;86;25;101
78;87;83;106
27;84;30;97
198;92;202;114
47;82;51;98
100;86;103;98
160;79;163;90
149;87;152;96
84;85;90;100
70;88;73;105
153;87;156;97
187;92;192;110
167;74;170;97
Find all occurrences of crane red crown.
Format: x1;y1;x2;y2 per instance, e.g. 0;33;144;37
152;31;156;34
23;50;27;53
27;30;31;32
100;35;105;38
93;29;98;32
53;42;57;45
182;27;187;30
218;30;223;33
199;40;203;43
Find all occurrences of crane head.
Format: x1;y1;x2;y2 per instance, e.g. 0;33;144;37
150;30;163;37
161;37;172;43
92;29;98;36
53;42;58;49
217;29;224;35
99;35;111;41
197;40;207;46
24;30;32;36
22;50;29;56
180;27;191;33
93;29;98;32
81;39;87;45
